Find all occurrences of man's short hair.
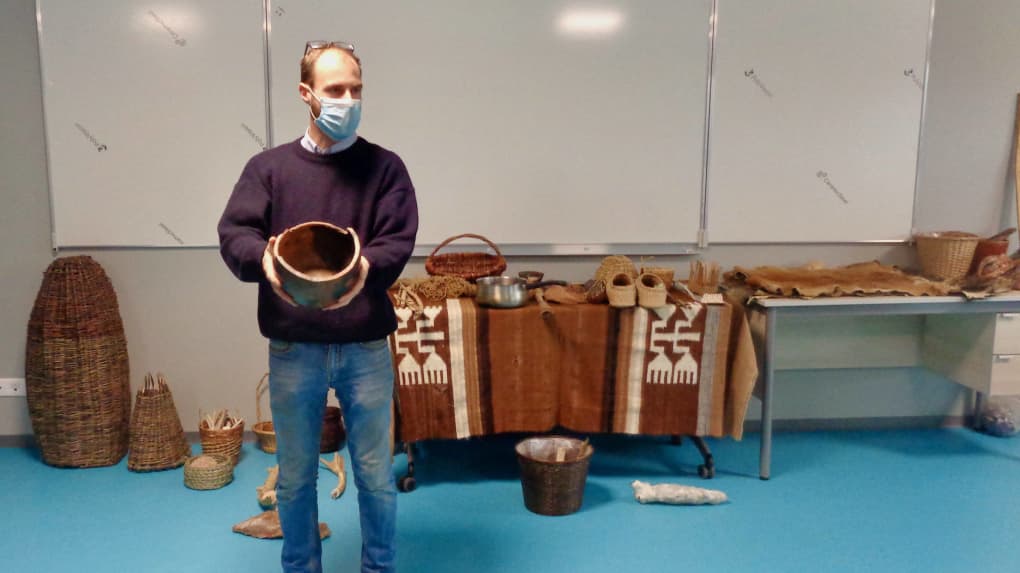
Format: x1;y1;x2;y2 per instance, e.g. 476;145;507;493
300;46;362;88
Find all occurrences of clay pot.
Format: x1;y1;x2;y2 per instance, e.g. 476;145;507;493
273;222;361;309
968;239;1009;275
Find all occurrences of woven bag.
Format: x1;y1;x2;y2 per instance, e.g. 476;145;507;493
253;373;276;454
26;256;131;468
128;373;190;472
425;233;507;281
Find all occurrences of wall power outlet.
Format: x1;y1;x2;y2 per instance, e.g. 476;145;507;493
0;378;27;397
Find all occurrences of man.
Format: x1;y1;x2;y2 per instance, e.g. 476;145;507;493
218;41;418;573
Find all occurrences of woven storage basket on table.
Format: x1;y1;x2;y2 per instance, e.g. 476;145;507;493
25;256;131;468
199;415;245;466
253;373;276;454
914;231;980;282
183;453;233;490
128;373;190;472
425;233;507;282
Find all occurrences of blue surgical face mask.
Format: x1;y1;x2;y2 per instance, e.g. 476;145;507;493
310;93;361;142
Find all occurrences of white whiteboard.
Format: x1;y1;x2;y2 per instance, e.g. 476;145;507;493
706;0;932;243
268;0;711;251
37;0;266;247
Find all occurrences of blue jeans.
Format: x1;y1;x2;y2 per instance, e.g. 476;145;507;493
268;338;397;573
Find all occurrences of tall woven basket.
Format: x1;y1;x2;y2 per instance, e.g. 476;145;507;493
128;373;191;472
25;256;131;468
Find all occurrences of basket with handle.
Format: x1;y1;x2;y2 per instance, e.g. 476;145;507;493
253;373;276;454
127;372;191;472
425;233;507;282
914;231;980;282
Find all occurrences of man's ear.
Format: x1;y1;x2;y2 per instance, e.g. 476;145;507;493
298;82;315;106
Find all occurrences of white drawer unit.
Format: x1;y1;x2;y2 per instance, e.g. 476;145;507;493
923;313;1020;396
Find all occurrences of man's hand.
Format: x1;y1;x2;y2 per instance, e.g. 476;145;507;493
322;256;370;311
262;236;299;307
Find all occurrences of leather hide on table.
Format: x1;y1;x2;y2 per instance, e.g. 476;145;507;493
725;261;953;298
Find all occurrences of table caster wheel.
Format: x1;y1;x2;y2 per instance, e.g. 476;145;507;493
398;475;417;492
698;465;715;479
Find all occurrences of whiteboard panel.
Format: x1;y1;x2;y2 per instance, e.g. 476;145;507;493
707;0;931;243
38;0;266;247
268;0;710;249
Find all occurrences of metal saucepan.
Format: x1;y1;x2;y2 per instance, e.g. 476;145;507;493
475;276;567;308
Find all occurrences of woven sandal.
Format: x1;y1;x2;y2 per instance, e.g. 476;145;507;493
607;272;636;308
637;273;667;308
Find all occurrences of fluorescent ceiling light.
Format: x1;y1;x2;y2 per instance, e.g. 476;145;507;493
557;8;625;37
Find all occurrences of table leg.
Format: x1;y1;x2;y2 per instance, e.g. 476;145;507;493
760;308;776;480
973;390;986;430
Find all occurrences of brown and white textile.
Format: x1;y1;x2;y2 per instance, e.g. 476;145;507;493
388;297;757;443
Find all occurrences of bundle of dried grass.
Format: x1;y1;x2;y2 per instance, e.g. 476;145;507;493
688;260;721;295
394;276;477;303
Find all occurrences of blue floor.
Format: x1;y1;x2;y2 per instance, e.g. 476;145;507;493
3;428;1020;572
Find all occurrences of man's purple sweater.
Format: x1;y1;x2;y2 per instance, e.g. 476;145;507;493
218;137;418;343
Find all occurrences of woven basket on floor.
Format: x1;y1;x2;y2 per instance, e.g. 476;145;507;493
183;454;233;490
25;256;131;468
914;231;980;282
253;373;276;454
320;405;346;453
515;436;594;516
199;416;244;466
425;233;507;282
128;373;190;472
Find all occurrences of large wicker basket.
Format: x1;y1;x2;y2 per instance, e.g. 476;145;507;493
128;373;191;472
25;256;131;468
425;233;507;282
914;231;980;282
253;373;276;454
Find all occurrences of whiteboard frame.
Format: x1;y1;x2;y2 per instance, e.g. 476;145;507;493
703;0;935;245
35;0;936;253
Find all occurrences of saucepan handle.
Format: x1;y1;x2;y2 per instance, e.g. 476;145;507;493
525;280;567;290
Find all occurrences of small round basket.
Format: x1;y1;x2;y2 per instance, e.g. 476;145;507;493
914;231;980;282
183;454;233;490
425;233;507;282
253;373;276;454
199;417;245;467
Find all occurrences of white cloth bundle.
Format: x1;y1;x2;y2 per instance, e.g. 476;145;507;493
631;480;728;505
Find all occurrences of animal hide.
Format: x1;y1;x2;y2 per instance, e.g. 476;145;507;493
232;510;331;540
631;480;728;505
725;261;952;298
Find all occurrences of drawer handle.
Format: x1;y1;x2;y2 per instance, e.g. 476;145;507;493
994;355;1013;363
999;313;1020;319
